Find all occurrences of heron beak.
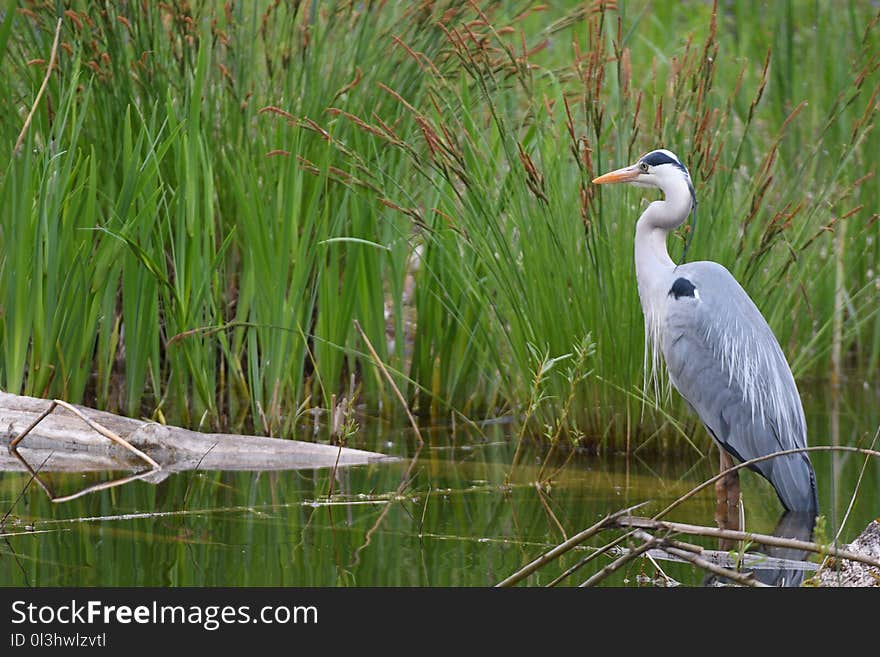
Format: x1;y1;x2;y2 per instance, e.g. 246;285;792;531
592;165;641;185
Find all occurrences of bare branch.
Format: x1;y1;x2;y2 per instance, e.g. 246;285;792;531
634;530;765;587
354;319;424;445
579;535;662;587
495;503;648;587
655;445;880;520
615;516;880;571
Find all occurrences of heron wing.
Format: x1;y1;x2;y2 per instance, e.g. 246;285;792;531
660;261;816;512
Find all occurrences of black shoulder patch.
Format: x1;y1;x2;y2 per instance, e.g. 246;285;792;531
669;277;696;299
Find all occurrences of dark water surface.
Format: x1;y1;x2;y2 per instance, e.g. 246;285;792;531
1;382;877;587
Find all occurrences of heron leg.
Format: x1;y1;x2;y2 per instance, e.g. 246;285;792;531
714;449;741;536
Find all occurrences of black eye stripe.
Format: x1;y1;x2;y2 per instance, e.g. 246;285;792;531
641;151;683;168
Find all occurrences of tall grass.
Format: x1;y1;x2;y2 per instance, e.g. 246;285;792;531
1;1;878;449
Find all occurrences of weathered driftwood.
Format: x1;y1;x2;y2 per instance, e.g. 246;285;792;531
0;391;397;489
641;546;818;573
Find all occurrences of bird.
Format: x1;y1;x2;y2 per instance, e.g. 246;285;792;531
592;149;818;515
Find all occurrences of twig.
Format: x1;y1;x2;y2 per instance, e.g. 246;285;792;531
328;443;345;499
47;470;160;503
351;443;423;568
182;443;219;578
643;546;817;572
495;503;647;587
500;444;880;586
2;452;55;525
14;17;63;156
545;530;638;587
354;319;423;445
418;486;432;536
614;516;880;571
9;437;157;503
833;425;880;544
0;529;69;539
534;484;567;540
654;444;880;520
816;425;880;579
11;399;161;470
579;535;662;587
182;443;218;510
9;399;162;503
642;548;677;586
634;530;765;587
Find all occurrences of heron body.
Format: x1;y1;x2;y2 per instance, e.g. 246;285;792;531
593;149;818;514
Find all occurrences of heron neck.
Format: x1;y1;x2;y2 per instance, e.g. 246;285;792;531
634;185;692;308
634;219;674;310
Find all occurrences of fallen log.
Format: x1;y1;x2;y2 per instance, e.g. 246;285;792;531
0;391;398;500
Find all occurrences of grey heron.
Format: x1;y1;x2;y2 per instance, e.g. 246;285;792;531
593;149;818;515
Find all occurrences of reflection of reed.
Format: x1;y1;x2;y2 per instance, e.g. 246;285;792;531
831;362;841;540
350;444;423;568
705;512;816;587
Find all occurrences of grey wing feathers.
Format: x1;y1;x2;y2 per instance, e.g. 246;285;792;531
661;262;817;513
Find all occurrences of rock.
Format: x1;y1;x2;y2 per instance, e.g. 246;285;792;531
813;520;880;587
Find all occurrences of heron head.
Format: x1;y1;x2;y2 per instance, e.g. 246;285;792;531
592;149;693;193
593;149;698;263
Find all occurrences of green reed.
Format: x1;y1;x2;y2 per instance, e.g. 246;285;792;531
1;1;878;450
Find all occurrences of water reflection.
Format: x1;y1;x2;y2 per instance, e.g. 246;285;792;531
703;511;817;587
0;376;876;586
1;411;396;504
758;512;818;587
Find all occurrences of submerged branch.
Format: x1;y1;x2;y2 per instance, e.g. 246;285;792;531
495;503;648;587
615;516;880;571
499;444;880;586
631;530;765;588
578;535;662;587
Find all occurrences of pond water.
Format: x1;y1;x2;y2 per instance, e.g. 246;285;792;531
1;381;877;587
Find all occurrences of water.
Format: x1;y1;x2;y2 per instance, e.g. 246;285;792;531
1;382;877;587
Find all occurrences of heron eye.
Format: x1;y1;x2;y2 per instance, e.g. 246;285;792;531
639;162;649;172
